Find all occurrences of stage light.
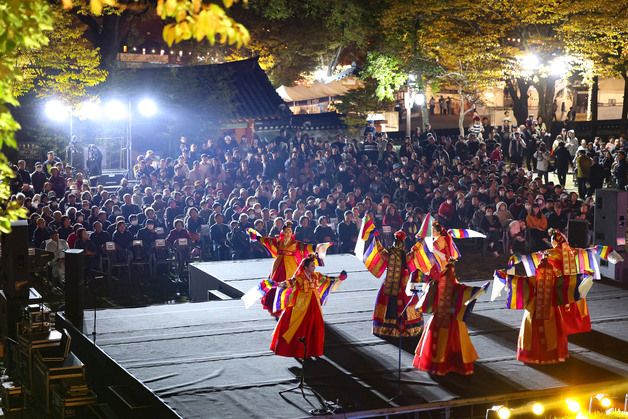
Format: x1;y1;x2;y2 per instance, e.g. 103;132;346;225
531;402;544;415
137;99;157;117
414;93;426;106
521;53;540;71
566;398;581;413
550;56;571;77
76;100;102;121
496;406;511;419
104;99;127;120
487;405;511;419
44;99;70;122
575;412;587;419
595;394;612;408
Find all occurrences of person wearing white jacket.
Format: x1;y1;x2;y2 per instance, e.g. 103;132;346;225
534;143;551;184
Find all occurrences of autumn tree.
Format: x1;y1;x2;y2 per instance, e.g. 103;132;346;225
0;0;53;232
556;0;628;133
13;10;108;102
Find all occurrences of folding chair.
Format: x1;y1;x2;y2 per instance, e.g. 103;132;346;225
103;241;131;285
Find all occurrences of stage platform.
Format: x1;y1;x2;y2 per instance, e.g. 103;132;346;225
84;255;628;418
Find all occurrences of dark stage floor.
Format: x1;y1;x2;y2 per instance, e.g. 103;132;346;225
83;255;628;418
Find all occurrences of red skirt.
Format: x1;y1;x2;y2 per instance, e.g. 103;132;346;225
517;313;569;364
558;300;591;335
413;316;477;376
270;295;325;358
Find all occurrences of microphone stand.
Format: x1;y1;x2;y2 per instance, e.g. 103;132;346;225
278;336;335;415
390;288;421;401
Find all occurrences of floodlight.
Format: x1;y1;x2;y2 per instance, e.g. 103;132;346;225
496;406;511;419
531;402;544;415
104;99;127;120
76;100;102;121
414;93;426;106
44;99;70;122
595;394;612;408
566;398;581;413
487;405;511;419
550;56;571;77
137;98;157;117
521;53;540;71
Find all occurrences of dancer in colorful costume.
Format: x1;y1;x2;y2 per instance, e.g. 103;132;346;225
356;217;423;337
506;230;623;336
248;221;330;315
493;256;592;364
547;230;591;335
270;254;347;358
413;262;488;375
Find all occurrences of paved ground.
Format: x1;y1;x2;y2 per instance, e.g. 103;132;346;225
84;255;628;419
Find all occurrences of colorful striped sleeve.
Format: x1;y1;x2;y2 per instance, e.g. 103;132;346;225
363;237;388;278
504;274;533;310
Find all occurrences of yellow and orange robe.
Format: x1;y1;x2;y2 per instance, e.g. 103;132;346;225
413;264;487;375
256;235;316;315
365;237;423;337
499;259;591;364
270;271;343;358
546;242;591;335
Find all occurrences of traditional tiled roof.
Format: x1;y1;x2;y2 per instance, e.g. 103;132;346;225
106;58;287;123
255;112;345;131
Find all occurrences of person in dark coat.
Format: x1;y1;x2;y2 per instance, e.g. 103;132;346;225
553;141;571;187
588;156;605;196
613;150;627;190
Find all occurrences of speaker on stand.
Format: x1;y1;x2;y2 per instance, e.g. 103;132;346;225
594;189;628;283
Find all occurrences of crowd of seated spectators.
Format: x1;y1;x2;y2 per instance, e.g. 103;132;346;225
9;116;628;281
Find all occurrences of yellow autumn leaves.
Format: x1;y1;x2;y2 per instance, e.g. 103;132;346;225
61;0;250;48
158;1;250;47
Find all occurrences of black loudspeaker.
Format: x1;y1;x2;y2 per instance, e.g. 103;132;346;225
0;220;30;299
64;249;85;330
90;172;126;187
568;219;589;249
594;189;628;248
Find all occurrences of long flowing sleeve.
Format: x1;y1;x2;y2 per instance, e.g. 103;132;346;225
258;236;279;258
503;273;534;310
317;273;343;305
554;273;592;306
363;236;389;278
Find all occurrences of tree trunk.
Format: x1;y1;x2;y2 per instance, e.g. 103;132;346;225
534;77;557;133
458;89;475;138
505;78;530;126
419;73;429;129
458;88;465;137
591;75;599;138
622;71;628;135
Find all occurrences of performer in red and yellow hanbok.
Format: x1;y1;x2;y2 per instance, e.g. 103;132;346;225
363;229;423;337
496;257;592;364
249;222;329;315
413;262;488;375
270;255;347;358
547;230;591;335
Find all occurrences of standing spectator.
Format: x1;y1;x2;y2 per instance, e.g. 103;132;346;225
337;211;358;254
438;95;446;115
534;143;551;184
209;214;230;260
588;156;605;195
553;141;571;187
509;132;526;167
227;221;250;260
575;149;591;199
31;162;47;194
612;150;627;190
